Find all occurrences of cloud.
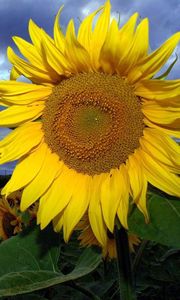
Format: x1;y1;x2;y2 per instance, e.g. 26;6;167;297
81;1;100;17
0;53;11;80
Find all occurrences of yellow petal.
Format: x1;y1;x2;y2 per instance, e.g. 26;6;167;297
101;168;125;232
0;80;52;105
27;19;62;80
42;32;71;75
63;174;92;242
0;103;8;107
139;149;180;197
116;164;130;229
116;12;139;74
127;153;149;221
144;117;180;138
12;36;51;73
135;79;180;100
53;6;65;53
1;142;47;196
142;96;180;109
52;211;64;232
120;18;149;74
65;20;91;73
0;104;44;127
140;128;180;173
20;149;62;211
77;6;102;55
128;32;180;83
38;167;77;229
99;19;120;73
142;103;180;126
88;174;108;246
10;66;21;80
7;47;56;85
0;122;43;164
29;18;44;49
120;12;138;36
28;19;54;51
90;0;111;69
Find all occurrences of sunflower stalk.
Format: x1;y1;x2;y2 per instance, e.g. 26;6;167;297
114;225;137;300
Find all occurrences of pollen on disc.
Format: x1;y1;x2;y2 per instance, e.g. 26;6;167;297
42;73;144;175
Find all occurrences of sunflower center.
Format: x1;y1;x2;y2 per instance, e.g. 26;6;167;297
74;106;109;135
43;73;144;175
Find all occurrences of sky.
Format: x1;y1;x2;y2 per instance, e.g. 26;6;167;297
0;0;180;172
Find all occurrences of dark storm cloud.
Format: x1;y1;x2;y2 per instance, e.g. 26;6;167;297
0;0;89;78
0;0;87;51
0;0;63;50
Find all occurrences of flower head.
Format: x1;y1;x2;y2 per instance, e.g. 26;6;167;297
77;214;140;258
0;190;37;240
0;1;180;245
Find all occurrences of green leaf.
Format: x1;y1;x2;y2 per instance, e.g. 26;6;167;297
155;53;178;80
8;295;48;300
129;193;180;248
0;225;101;297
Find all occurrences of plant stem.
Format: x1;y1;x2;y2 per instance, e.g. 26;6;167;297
132;240;148;273
114;225;137;300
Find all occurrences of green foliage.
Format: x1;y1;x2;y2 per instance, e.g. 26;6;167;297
135;242;180;300
0;225;101;297
0;182;179;299
1;242;180;300
129;191;180;248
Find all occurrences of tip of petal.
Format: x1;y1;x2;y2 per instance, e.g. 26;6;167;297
63;228;71;243
28;18;34;28
54;5;64;31
40;223;46;230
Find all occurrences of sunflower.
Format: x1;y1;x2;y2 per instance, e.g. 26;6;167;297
0;190;37;240
77;214;140;258
0;1;180;246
